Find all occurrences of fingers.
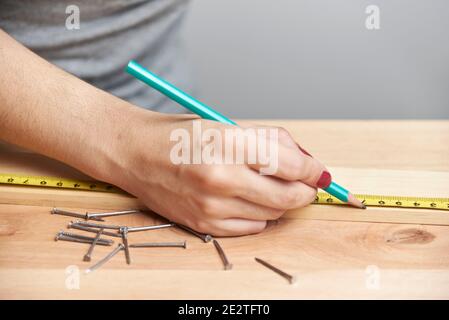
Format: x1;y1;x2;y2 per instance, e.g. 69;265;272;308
200;218;268;237
277;143;328;186
189;164;318;210
247;140;329;187
167;122;330;236
237;124;330;188
197;195;286;221
231;167;318;210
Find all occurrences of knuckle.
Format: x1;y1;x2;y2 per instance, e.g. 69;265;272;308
280;155;303;180
204;166;229;189
279;188;299;208
192;166;229;191
279;184;317;209
208;166;225;181
197;197;218;217
304;156;323;176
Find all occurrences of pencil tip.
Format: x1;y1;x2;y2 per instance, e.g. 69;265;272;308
347;193;366;209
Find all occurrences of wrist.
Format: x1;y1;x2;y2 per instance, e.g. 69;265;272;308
73;99;142;186
93;104;159;189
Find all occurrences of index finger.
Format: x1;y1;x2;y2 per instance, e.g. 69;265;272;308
247;138;331;188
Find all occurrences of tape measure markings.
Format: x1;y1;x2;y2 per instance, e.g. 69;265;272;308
0;173;123;193
1;173;448;211
313;193;449;210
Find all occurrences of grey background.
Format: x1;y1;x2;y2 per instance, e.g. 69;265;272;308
181;0;449;119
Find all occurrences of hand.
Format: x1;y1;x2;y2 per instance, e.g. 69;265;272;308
108;112;330;236
0;30;329;237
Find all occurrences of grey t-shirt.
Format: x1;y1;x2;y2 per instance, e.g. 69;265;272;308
0;0;191;113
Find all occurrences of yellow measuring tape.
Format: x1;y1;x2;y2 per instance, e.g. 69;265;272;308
1;173;448;211
0;173;123;193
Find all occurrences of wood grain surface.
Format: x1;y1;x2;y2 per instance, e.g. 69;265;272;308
0;120;448;299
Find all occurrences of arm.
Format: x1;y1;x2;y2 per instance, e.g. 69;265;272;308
0;29;142;180
0;29;329;236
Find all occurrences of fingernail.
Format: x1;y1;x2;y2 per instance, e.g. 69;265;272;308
316;171;332;189
297;144;313;157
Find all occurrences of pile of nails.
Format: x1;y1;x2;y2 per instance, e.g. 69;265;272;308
52;208;296;284
51;208;233;273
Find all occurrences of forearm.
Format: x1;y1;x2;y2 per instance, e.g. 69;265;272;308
0;29;148;182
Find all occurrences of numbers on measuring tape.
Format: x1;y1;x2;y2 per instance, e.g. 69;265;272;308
1;174;448;211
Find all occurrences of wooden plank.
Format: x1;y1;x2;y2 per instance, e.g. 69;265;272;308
242;120;449;171
1;120;448;299
0;203;448;299
2;269;449;299
0;185;143;210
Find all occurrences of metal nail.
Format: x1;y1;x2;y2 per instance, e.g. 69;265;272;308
55;233;112;246
51;208;104;221
127;223;174;233
213;239;232;270
83;228;104;262
175;223;212;243
85;209;140;220
254;257;296;284
129;241;187;249
85;244;124;274
73;220;122;230
59;230;113;243
120;227;131;265
56;235;111;246
57;230;113;245
68;221;122;238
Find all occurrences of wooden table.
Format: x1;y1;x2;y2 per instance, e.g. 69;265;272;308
0;120;448;299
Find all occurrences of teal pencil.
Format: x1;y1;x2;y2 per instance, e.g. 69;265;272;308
126;60;365;209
